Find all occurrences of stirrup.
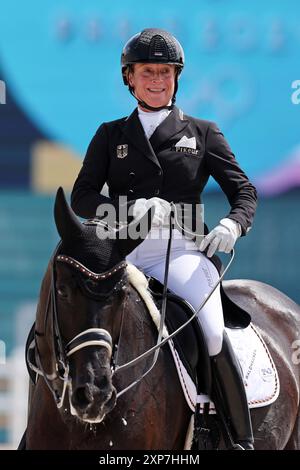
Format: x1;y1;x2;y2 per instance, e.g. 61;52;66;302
232;440;254;450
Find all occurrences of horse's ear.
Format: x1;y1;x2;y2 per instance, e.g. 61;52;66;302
117;207;154;258
54;187;83;239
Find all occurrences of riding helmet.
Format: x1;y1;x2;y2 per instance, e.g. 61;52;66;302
121;28;185;85
121;28;184;110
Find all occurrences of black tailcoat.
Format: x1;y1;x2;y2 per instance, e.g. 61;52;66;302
71;106;257;326
71;106;257;238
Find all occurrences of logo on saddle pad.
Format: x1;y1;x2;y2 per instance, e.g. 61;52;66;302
259;367;274;382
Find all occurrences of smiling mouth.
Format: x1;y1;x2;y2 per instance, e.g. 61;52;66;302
147;88;165;93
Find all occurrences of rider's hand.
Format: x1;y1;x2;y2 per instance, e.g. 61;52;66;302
132;197;171;227
146;197;171;226
132;198;148;220
199;218;241;258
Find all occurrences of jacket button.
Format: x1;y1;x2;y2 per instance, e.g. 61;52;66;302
128;189;134;194
154;189;160;195
129;172;135;177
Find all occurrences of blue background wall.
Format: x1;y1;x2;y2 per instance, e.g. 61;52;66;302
0;0;300;444
1;0;300;188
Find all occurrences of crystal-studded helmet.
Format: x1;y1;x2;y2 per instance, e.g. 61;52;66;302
121;28;185;85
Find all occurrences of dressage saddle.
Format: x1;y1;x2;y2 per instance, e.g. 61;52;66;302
147;276;251;396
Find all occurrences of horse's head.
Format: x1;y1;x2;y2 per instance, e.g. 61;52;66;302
49;188;152;424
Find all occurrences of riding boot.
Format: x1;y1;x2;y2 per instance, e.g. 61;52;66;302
211;331;254;450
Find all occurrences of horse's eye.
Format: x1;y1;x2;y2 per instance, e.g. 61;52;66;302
57;285;68;298
86;279;98;289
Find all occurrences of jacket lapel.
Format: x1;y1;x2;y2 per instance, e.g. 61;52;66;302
120;108;161;168
119;106;189;167
149;106;189;150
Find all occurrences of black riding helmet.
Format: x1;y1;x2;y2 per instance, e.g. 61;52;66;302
121;28;185;111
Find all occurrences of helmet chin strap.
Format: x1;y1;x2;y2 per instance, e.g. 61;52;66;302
138;99;175;112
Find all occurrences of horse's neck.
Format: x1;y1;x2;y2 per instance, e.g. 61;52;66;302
115;285;157;370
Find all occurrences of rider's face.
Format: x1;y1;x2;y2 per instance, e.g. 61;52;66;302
128;63;176;111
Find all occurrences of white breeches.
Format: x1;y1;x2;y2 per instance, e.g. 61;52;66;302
126;229;225;356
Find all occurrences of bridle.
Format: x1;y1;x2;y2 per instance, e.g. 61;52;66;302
28;241;127;408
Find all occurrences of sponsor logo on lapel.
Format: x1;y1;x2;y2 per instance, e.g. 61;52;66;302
173;146;199;156
116;144;128;158
174;136;199;155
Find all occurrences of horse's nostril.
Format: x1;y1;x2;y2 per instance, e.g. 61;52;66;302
73;386;93;409
99;376;108;389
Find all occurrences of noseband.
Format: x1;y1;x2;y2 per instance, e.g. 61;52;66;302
29;242;127;408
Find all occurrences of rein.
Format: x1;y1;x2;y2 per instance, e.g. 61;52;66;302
111;206;235;397
28;204;235;409
114;211;174;398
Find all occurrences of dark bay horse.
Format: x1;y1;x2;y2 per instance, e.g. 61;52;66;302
26;188;300;450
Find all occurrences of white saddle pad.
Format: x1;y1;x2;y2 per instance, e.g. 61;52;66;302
169;323;280;413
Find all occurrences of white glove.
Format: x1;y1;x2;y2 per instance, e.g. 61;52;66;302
132;197;171;227
131;198;148;220
199;218;241;258
146;197;171;226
